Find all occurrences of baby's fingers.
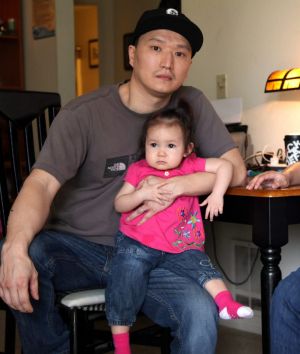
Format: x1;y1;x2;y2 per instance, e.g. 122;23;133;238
209;210;215;221
204;206;211;220
206;206;221;221
200;198;208;207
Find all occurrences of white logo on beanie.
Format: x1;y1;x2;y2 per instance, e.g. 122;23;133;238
166;8;179;16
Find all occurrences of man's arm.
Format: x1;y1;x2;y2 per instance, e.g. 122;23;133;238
0;169;61;313
128;148;246;224
220;147;247;187
158;147;246;197
163;147;246;195
283;162;300;186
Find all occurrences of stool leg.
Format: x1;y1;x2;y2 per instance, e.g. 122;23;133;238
70;309;78;354
5;309;16;354
160;327;171;354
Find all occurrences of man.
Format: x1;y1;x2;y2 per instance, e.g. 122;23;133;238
0;8;246;354
247;163;300;354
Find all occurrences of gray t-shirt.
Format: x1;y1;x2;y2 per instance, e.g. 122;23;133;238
34;84;235;245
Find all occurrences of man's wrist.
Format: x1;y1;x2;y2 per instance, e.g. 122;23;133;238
169;176;184;197
282;170;291;187
2;231;31;255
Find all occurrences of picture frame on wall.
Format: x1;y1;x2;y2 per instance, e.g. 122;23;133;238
32;0;56;39
88;39;99;68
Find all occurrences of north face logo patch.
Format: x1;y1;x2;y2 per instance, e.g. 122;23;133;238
104;156;129;177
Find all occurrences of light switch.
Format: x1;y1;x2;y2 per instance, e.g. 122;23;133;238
216;74;228;99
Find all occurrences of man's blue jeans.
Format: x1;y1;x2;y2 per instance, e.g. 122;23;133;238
106;231;222;327
271;267;300;354
1;230;218;354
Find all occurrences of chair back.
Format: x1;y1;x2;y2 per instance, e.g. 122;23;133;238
0;89;61;235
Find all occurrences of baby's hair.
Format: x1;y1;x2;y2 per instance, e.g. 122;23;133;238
139;99;194;157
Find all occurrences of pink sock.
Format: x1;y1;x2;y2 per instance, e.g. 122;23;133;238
214;290;252;319
112;332;131;354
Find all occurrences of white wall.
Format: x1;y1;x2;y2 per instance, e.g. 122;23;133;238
183;0;300;155
182;0;300;276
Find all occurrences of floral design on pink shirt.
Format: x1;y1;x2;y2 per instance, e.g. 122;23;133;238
173;207;204;251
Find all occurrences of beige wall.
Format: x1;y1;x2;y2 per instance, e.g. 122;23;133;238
74;5;100;94
55;0;76;104
73;0;115;86
23;1;58;92
23;0;75;105
113;0;159;83
23;0;158;99
183;0;300;154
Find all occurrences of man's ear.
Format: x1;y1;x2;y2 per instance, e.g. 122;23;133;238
184;142;194;157
128;45;136;68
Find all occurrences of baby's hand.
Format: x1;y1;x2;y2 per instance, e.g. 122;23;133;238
200;193;224;221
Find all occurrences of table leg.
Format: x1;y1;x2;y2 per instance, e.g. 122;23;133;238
252;198;288;354
218;194;292;354
260;247;282;354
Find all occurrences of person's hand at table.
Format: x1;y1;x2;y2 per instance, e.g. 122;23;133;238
246;170;290;190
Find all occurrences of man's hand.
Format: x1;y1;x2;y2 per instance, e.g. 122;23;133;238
154;177;184;199
126;199;173;225
138;175;183;198
127;176;178;224
246;171;289;190
0;243;39;313
137;178;172;205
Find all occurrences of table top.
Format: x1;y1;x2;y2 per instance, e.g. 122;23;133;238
227;185;300;198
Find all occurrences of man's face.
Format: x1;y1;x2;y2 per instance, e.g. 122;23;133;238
128;29;193;97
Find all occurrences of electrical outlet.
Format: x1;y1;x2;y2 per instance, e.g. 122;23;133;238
216;74;228;99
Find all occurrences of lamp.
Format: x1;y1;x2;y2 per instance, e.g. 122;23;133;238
265;68;300;92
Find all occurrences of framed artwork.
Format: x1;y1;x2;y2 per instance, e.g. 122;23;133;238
123;33;133;71
32;0;56;39
88;39;99;68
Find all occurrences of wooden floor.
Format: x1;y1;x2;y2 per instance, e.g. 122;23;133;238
104;326;262;354
0;311;262;354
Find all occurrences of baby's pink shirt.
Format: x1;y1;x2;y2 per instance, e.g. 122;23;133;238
119;154;206;253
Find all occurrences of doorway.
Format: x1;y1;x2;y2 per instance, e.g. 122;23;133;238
74;4;100;96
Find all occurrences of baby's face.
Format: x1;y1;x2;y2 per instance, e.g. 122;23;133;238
145;124;186;171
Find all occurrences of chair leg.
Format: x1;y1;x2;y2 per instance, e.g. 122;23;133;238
160;328;171;354
5;309;16;354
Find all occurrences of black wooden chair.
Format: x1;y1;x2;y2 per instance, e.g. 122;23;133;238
0;89;61;354
0;89;171;354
